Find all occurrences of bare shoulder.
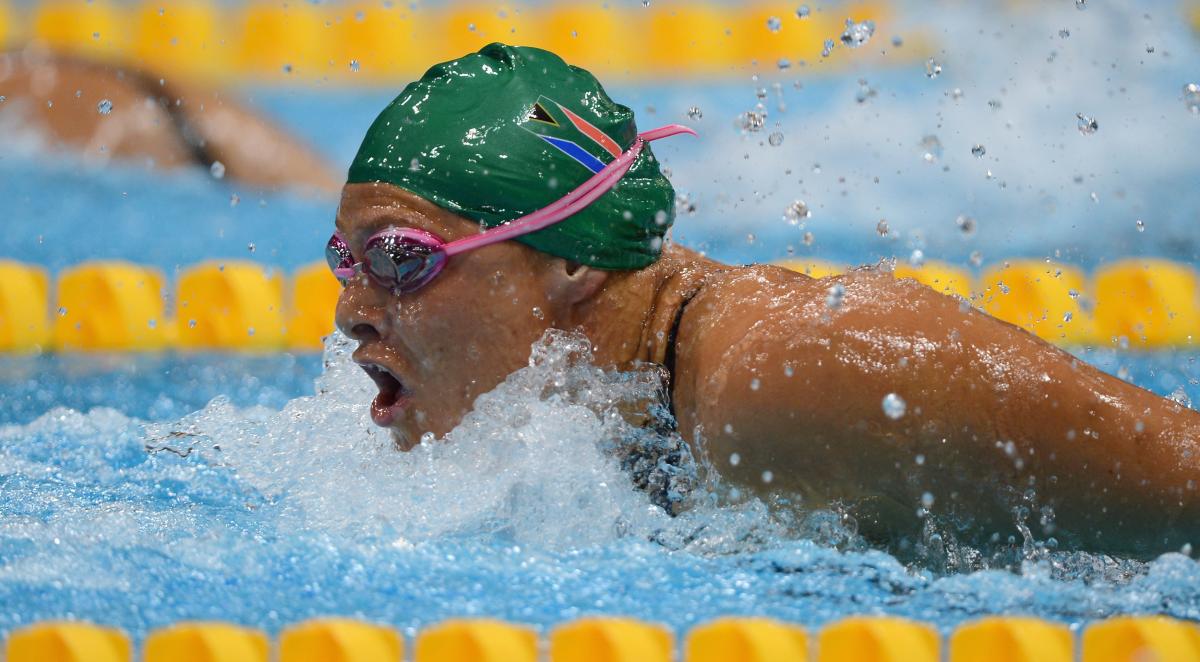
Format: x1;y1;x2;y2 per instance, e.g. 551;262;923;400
680;263;970;358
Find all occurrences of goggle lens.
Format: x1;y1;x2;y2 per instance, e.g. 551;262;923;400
325;233;355;283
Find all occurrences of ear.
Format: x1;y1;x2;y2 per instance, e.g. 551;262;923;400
544;258;609;306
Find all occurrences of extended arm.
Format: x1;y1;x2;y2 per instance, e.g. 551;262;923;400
673;265;1200;556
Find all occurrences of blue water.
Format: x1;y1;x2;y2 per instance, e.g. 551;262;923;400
2;0;1200;645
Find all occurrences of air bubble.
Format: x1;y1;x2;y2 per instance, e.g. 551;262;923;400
96;99;113;115
1075;0;1086;8
766;16;782;32
247;242;256;253
210;161;226;179
768;131;784;146
921;492;935;508
802;232;814;246
349;60;361;72
882;393;907;419
971;144;986;158
687;106;703;120
956;214;977;236
729;452;741;466
1135;219;1145;232
796;5;810;18
909;249;926;267
761;470;774;484
876;219;890;236
821;39;835;58
749;378;761;391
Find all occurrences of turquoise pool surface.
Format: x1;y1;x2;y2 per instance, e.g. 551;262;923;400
2;1;1199;643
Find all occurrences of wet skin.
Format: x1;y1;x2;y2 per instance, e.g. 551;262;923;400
0;49;339;193
335;182;1200;557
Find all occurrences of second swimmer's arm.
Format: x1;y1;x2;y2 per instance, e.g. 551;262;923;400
671;265;1200;556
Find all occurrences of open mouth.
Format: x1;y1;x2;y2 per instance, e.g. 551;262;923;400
358;362;411;427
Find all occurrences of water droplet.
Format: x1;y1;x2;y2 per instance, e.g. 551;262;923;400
825;282;845;309
687;106;703;120
729;452;741;466
821;39;835;58
882;393;907;419
739;110;766;132
919;135;942;162
761;470;774;484
209;161;226;179
908;249;926;267
96;99;113;115
855;80;876;104
1076;112;1099;135
349;59;361;73
971;144;986;158
784;200;811;225
925;58;942;79
1184;83;1200;114
876;219;890;236
768;131;784;146
840;18;875;48
956;214;977;236
766;16;782;32
750;378;761;391
796;5;810;18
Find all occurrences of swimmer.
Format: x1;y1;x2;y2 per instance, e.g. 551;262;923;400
332;44;1200;557
0;48;339;193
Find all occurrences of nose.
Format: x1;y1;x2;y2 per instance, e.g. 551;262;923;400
334;279;389;342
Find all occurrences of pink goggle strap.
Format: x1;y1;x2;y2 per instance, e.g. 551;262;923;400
441;123;696;258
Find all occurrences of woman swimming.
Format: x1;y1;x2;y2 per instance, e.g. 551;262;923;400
331;43;1199;557
0;47;338;192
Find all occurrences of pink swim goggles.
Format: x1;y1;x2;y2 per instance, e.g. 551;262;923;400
326;124;695;294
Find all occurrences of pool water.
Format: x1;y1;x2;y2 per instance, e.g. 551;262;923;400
2;0;1200;644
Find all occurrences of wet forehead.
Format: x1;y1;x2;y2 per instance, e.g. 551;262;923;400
336;183;472;244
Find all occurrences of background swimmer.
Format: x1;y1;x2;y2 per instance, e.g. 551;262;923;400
0;48;339;193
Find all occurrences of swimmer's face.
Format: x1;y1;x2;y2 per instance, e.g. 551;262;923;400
334;182;569;449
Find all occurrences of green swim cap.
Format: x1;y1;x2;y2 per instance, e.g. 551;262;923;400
347;43;676;270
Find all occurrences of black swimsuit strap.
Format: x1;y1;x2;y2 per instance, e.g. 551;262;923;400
662;287;702;420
